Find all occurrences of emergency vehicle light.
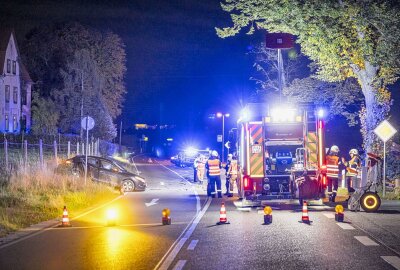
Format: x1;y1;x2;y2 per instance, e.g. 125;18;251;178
270;107;297;122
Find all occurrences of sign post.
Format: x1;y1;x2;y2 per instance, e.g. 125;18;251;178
81;116;95;185
374;120;397;197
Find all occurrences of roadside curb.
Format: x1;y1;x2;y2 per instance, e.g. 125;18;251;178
0;194;123;249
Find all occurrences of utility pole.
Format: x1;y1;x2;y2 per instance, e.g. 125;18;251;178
80;70;84;139
119;120;122;149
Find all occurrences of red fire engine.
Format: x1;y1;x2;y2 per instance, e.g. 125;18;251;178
236;103;327;206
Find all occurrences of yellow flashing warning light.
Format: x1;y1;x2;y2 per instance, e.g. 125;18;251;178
263;206;272;215
265;117;271;123
295;116;302;122
106;208;118;226
143;136;149;142
335;205;344;214
162;208;170;218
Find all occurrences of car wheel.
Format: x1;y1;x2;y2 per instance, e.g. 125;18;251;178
122;180;135;192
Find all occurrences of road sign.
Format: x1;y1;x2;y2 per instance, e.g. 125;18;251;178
374;119;397;198
374;120;397;142
81;116;95;131
225;141;231;149
217;135;222;142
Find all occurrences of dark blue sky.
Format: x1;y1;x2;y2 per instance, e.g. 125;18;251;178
2;0;399;151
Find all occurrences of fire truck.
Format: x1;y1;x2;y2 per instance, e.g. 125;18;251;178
236;103;328;206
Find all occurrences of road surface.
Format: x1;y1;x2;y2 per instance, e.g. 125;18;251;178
0;157;399;270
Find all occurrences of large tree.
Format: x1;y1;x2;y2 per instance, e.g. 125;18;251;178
22;22;126;139
217;0;400;152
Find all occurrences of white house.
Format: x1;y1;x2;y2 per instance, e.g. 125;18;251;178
0;28;32;133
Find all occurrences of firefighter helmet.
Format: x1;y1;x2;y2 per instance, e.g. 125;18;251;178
349;149;359;155
330;145;339;154
211;150;219;157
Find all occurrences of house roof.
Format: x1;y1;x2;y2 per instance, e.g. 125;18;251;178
20;62;32;82
0;27;32;82
0;28;14;73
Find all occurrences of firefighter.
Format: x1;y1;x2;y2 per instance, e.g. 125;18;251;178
226;154;238;197
342;149;361;194
326;145;341;202
224;153;233;195
196;154;206;183
206;150;222;198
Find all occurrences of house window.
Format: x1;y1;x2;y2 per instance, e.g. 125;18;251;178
5;114;9;131
13;87;18;104
21;87;27;105
12;61;16;74
13;115;17;132
7;59;11;73
5;85;10;103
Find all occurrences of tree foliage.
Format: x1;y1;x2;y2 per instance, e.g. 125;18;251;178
22;22;126;140
249;44;302;101
30;92;59;136
217;0;400;152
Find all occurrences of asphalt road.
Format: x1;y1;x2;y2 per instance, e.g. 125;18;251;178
0;157;399;270
0;157;206;270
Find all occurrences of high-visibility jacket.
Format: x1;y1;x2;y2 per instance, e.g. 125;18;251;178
345;156;361;177
197;158;206;170
326;155;339;178
206;158;221;176
227;160;238;176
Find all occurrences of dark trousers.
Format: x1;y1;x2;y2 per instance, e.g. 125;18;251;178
193;168;197;182
209;176;222;198
225;176;230;194
327;177;339;193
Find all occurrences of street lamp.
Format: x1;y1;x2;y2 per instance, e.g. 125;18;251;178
216;112;230;162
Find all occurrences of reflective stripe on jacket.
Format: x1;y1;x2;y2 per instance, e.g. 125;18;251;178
346;156;360;177
207;159;221;176
227;160;238;175
326;155;339;178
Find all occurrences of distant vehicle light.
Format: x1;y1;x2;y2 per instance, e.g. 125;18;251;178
317;109;325;118
185;147;198;156
166;138;173;141
216;112;223;118
225;113;230;117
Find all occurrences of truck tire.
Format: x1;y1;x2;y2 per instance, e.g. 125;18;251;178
360;192;381;212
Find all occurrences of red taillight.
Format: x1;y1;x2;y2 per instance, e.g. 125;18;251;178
322;175;327;188
244;176;249;188
318;120;324;129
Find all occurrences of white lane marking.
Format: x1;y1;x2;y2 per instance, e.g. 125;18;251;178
145;198;160;207
323;213;335;219
354;236;379;246
187;240;199;250
155;197;212;270
381;256;400;270
0;195;124;249
172;260;187;270
156;162;201;214
336;223;355;230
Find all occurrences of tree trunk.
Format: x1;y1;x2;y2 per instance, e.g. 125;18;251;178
352;61;381;153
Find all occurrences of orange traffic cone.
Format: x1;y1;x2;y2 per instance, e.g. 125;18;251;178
61;206;71;227
300;201;312;224
216;202;230;225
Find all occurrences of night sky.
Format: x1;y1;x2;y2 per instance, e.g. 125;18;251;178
1;0;399;152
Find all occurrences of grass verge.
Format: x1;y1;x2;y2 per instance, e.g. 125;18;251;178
0;168;119;238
